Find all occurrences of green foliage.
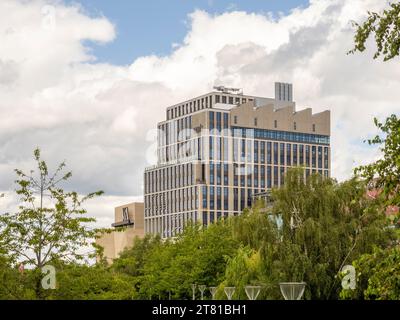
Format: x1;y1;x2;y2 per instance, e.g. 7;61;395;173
218;246;264;300
355;115;400;207
0;148;107;269
341;247;400;300
349;2;400;61
224;169;395;299
45;262;137;300
0;255;30;299
115;222;239;300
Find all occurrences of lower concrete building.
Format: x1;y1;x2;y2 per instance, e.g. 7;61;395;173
96;202;144;264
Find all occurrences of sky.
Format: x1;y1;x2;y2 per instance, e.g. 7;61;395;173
67;0;310;65
0;0;398;228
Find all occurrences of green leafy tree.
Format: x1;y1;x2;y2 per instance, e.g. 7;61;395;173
349;2;400;61
130;222;239;300
45;262;137;300
0;148;107;297
225;169;395;299
341;247;400;300
355;115;400;207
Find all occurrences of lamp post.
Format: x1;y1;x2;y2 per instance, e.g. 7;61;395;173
279;282;306;300
245;286;261;300
224;287;236;300
198;285;206;300
191;284;197;300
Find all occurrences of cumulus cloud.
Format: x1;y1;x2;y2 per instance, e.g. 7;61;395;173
0;0;398;227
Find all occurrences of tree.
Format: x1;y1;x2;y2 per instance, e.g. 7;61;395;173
0;148;107;297
341;247;400;300
349;2;400;61
124;222;239;300
355;115;400;207
225;169;395;299
44;261;137;300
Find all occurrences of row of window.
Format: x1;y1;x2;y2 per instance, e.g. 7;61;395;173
158;137;329;168
145;163;194;194
202;211;231;226
232;127;329;145
201;186;230;211
204;168;329;212
144;186;198;218
158;116;192;147
166;94;252;120
145;211;198;237
167;96;213;120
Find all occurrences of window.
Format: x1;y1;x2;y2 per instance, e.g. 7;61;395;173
293;144;298;166
280;143;285;165
247;165;252;187
260;141;265;164
233;188;239;211
306;145;310;167
254;118;258;126
203;212;208;226
318;146;323;168
286;144;291;166
254;165;259;188
209;136;214;160
324;147;329;169
280;167;285;186
312;124;316;132
274;120;278;128
254;141;259;163
222;96;227;103
217;187;222;210
299;145;304;165
273;142;278;165
240;188;246;211
223;113;229;130
234;164;239;186
217;163;222;185
294;122;297;130
216;112;222;132
229;96;233;104
210;162;214;184
260;165;265;188
312;146;317;168
216;95;220;103
274;166;279;186
210;187;215;210
122;207;129;222
209;111;215;131
267;166;272;188
224;187;228;210
234;115;238;124
224;164;229;185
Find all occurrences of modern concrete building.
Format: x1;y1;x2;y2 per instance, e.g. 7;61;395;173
144;82;331;238
96;202;144;263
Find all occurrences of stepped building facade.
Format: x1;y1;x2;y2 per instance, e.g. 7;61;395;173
144;83;331;238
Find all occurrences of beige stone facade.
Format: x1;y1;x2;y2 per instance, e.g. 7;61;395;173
96;202;144;263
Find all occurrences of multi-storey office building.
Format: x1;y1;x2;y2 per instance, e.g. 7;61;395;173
144;83;330;238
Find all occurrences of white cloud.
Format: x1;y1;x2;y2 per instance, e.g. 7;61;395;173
0;0;398;226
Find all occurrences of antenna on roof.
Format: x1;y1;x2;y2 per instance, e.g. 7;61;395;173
213;86;243;95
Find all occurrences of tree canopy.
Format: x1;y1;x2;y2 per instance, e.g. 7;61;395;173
349;2;400;61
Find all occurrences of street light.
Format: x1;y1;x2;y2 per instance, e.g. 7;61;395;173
224;287;236;300
209;287;217;300
191;284;197;300
198;285;206;300
245;286;261;300
279;282;306;300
